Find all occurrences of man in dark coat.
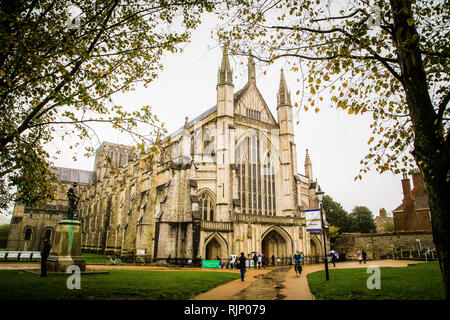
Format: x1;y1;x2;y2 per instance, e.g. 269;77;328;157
238;252;247;281
252;253;258;269
40;238;52;277
362;250;367;264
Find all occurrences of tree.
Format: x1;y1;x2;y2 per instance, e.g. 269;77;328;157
349;206;377;233
384;220;395;232
0;0;216;211
216;0;449;298
0;224;9;248
328;225;340;245
322;195;352;233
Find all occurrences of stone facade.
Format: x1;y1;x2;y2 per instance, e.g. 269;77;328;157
6;167;94;251
334;231;435;260
393;170;432;232
8;54;327;264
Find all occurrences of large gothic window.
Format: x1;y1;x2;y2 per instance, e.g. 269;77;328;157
199;192;215;221
237;134;276;215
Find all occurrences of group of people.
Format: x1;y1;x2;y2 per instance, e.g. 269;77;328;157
327;248;368;266
235;250;306;281
356;249;368;264
218;253;266;270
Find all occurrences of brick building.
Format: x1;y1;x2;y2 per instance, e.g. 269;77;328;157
374;208;394;233
392;169;432;232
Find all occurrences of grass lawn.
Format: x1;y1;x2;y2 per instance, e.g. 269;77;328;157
0;269;240;300
81;252;111;264
307;261;445;300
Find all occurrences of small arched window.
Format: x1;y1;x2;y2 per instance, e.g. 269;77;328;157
199;192;215;221
24;228;32;241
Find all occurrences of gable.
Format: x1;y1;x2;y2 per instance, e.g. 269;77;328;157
234;83;277;126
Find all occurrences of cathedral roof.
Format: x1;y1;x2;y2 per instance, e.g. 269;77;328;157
52;166;96;184
166;54;280;141
166;83;264;140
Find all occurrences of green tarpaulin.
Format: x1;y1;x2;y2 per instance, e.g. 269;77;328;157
202;260;220;268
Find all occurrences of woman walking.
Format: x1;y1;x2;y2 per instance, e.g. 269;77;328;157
356;250;363;264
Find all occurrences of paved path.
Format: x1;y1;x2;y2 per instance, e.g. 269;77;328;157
192;260;425;300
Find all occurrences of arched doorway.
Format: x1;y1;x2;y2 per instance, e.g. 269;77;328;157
24;228;32;241
261;229;288;265
205;238;221;260
310;236;321;264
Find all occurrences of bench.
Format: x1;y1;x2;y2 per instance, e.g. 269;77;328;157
0;251;6;261
19;251;33;261
31;252;41;260
6;251;20;261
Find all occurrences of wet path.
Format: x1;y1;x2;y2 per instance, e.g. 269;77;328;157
230;267;290;300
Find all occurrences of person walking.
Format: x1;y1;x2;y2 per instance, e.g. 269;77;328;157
230;256;236;269
252;253;258;269
271;254;275;266
40;238;52;277
362;250;367;264
238;252;247;282
356;250;363;264
329;250;339;267
257;255;262;270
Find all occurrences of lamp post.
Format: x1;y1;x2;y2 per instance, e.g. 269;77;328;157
315;185;329;281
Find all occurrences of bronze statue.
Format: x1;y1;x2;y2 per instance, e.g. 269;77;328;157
67;183;80;219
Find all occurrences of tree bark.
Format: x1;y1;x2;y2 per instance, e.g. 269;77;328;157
390;0;450;299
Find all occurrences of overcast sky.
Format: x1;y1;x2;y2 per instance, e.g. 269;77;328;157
35;14;408;220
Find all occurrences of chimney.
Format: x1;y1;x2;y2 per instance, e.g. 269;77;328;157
401;173;413;201
401;173;418;231
412;169;425;198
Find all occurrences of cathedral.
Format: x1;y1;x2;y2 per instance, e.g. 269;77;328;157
7;53;326;264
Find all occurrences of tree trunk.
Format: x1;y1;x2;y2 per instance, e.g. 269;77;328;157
390;0;450;299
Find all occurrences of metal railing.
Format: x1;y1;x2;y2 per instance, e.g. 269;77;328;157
391;248;437;261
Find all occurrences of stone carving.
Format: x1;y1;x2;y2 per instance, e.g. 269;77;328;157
67;183;80;219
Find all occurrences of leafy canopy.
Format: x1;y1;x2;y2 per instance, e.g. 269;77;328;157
215;0;449;179
0;0;216;211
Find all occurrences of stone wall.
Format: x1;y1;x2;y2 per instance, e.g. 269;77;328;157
334;231;435;260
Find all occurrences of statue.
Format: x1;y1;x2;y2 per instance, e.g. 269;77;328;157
67;183;80;219
48;181;86;273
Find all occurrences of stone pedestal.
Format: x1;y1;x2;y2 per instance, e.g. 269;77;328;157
47;219;86;273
